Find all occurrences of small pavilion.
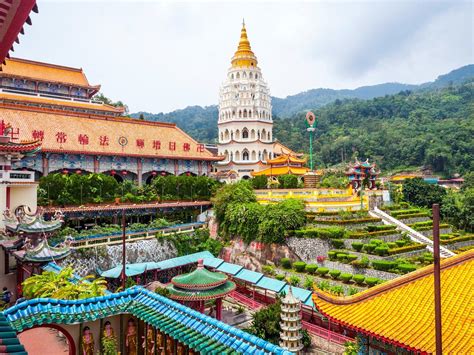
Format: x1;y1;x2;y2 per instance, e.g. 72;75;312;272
167;259;236;320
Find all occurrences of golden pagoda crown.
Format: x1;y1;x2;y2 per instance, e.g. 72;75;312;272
231;20;258;68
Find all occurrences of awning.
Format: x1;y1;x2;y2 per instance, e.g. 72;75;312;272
203;257;224;269
255;276;286;293
280;285;312;303
100;263;148;278
234;269;264;284
216;262;243;275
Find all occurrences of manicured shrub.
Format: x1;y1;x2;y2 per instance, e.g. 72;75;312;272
329;270;341;279
328;251;337;261
305;264;318;274
372;260;398;271
388;244;425;255
337;253;348;263
293;261;307;272
423;255;434;264
262;265;275;276
366;224;397;232
331;239;345;249
316;267;329;276
352;274;365;285
280;258;292;269
346;254;358;262
395;239;406;247
398;264;417;274
352;242;364;252
365;277;380;287
275;274;286;281
351;255;370;268
375;246;389;256
364;244;376;253
387;242;397;248
369;239;383;246
295;227;347;239
339;273;353;282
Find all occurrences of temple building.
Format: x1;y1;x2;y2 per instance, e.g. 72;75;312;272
346;158;379;190
251;154;309;179
0;58;221;184
215;21;274;181
312;250;473;354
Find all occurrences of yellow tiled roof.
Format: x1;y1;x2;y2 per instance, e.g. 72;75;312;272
313;251;474;354
0;106;218;161
267;154;306;165
0;92;123;113
273;141;303;157
252;166;309;176
1;58;93;87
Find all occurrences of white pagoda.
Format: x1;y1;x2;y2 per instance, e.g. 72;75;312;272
279;286;304;353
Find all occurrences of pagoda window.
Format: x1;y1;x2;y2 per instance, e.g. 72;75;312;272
255;74;258;79
251;151;256;160
249;72;253;79
235;151;241;160
249;110;252;118
242;128;249;139
268;132;271;140
239;110;242;118
231;131;234;140
243;109;247;118
263;149;268;160
224;129;230;141
243;72;247;78
243;150;249;161
232;110;236;117
236;72;240;79
250;129;256;139
258;151;262;160
231;74;234;80
230;152;233;161
235;129;240;139
261;129;266;139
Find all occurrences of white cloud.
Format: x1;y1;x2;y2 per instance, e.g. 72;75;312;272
14;0;473;112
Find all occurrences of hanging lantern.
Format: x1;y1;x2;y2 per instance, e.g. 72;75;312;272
110;170;116;175
186;172;191;176
161;171;166;176
122;170;127;176
152;171;157;176
62;169;68;175
76;170;82;174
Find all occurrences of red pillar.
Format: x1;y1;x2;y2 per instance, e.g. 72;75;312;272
42;153;49;176
216;298;222;320
5;186;10;209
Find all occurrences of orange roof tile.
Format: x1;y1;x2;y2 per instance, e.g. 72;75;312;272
0;92;123;113
267;154;306;165
312;251;474;354
273;141;303;157
0;106;218;161
1;58;94;88
251;166;309;176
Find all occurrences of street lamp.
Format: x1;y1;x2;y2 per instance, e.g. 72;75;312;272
305;111;317;172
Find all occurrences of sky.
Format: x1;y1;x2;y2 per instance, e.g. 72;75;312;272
15;0;473;113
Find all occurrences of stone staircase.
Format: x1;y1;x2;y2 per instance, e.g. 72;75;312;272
369;207;455;258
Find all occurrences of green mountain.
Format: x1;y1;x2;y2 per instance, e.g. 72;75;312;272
274;80;474;176
132;65;474;146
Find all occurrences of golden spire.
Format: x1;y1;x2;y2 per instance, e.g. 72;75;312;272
231;20;258;68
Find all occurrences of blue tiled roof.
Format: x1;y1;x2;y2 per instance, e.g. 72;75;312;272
304;296;314;308
255;277;286;293
3;287;291;355
152;251;214;270
203;257;224;269
234;269;264;284
216;262;243;275
280;286;312;303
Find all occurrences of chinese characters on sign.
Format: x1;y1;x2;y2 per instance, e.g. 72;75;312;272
153;140;161;150
56;132;67;144
197;144;205;152
32;130;44;141
183;143;191;151
136;139;145;149
78;134;89;146
169;142;176;151
99;135;109;146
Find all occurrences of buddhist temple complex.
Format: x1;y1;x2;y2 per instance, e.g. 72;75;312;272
0;58;221;184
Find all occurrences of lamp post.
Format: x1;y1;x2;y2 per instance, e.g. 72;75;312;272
305;112;317;172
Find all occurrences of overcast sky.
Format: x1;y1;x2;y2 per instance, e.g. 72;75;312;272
15;0;473;113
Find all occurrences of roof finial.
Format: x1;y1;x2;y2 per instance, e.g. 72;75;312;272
242;18;245;28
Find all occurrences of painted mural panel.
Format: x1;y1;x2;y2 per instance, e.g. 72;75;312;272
99;156;138;174
141;158;175;175
12;154;43;172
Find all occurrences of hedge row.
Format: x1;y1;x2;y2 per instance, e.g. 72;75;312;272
390;208;421;217
349;229;401;239
366;224;397;232
388;243;426;255
440;235;474;245
372;260;418;274
295;227;347;239
396;212;430;220
314;217;382;225
328;270;382;286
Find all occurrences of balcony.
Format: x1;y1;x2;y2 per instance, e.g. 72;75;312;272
0;170;35;183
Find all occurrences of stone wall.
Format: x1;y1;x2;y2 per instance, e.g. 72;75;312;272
59;239;177;277
343;232;401;248
286;237;333;262
418;228;452;237
441;240;474;250
399;216;431;225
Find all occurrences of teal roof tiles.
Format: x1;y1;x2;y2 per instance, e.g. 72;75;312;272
216;262;243;275
280;286;311;304
2;286;292;355
255;277;286;293
203;257;224;269
234;269;264;284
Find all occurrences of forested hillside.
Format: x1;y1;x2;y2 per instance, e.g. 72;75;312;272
274;81;474;176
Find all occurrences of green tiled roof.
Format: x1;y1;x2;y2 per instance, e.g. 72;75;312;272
172;260;227;289
3;287;292;355
167;280;236;301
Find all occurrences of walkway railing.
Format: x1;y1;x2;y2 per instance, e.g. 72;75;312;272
229;291;263;310
370;207;455;258
72;222;204;249
302;320;353;345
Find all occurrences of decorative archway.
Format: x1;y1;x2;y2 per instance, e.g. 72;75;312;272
18;324;76;355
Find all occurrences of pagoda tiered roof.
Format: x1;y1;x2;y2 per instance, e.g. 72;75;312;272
251;153;309;177
167;259;236;301
312;250;474;354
